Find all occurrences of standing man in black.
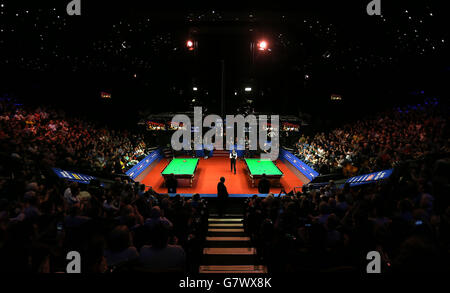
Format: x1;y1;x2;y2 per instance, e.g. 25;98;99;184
217;177;229;217
230;149;237;174
258;173;271;194
166;173;178;194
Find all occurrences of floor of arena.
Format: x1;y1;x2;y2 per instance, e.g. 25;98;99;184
141;156;304;195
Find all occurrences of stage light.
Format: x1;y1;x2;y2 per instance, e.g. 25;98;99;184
257;40;268;51
245;87;252;92
193;87;198;91
186;40;194;50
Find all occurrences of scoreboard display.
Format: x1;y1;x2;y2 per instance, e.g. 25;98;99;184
147;121;166;131
100;92;111;99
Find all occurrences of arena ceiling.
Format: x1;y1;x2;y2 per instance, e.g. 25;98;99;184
0;0;449;124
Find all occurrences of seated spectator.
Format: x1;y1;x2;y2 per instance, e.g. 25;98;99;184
139;222;186;272
325;213;342;248
64;183;80;206
144;206;173;230
104;225;139;267
64;205;90;228
24;195;41;220
315;201;330;225
188;193;204;209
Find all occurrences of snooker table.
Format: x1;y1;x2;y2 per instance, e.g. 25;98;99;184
244;158;283;188
161;158;199;187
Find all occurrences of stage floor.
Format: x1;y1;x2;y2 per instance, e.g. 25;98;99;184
141;157;304;195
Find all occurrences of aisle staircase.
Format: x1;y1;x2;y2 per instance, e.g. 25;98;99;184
162;147;174;159
199;202;267;274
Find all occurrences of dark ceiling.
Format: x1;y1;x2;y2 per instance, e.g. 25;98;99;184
0;0;449;126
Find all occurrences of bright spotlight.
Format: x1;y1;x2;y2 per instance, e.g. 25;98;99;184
245;87;252;92
257;40;268;51
186;40;194;50
193;87;198;91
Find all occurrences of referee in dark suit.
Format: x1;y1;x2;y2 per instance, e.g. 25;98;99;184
230;149;237;174
217;177;229;217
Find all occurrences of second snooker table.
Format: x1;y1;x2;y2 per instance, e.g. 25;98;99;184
244;158;283;188
161;158;199;187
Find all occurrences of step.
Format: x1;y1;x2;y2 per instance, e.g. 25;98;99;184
204;241;252;248
201;254;259;266
208;228;244;232
208;218;243;222
203;247;256;255
206;237;250;241
209;223;244;227
207;231;247;237
199;265;267;274
210;214;243;217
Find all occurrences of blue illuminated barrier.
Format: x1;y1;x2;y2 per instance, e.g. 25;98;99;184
345;169;393;187
279;149;319;183
126;149;163;181
52;168;97;185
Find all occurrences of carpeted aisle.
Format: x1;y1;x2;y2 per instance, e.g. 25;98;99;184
141;156;304;195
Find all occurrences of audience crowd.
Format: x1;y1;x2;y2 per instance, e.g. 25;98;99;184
295;99;449;176
245;155;450;272
0;99;148;180
0;174;208;272
0;98;449;273
0;99;209;272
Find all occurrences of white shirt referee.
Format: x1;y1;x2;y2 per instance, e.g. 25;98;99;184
230;150;237;174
